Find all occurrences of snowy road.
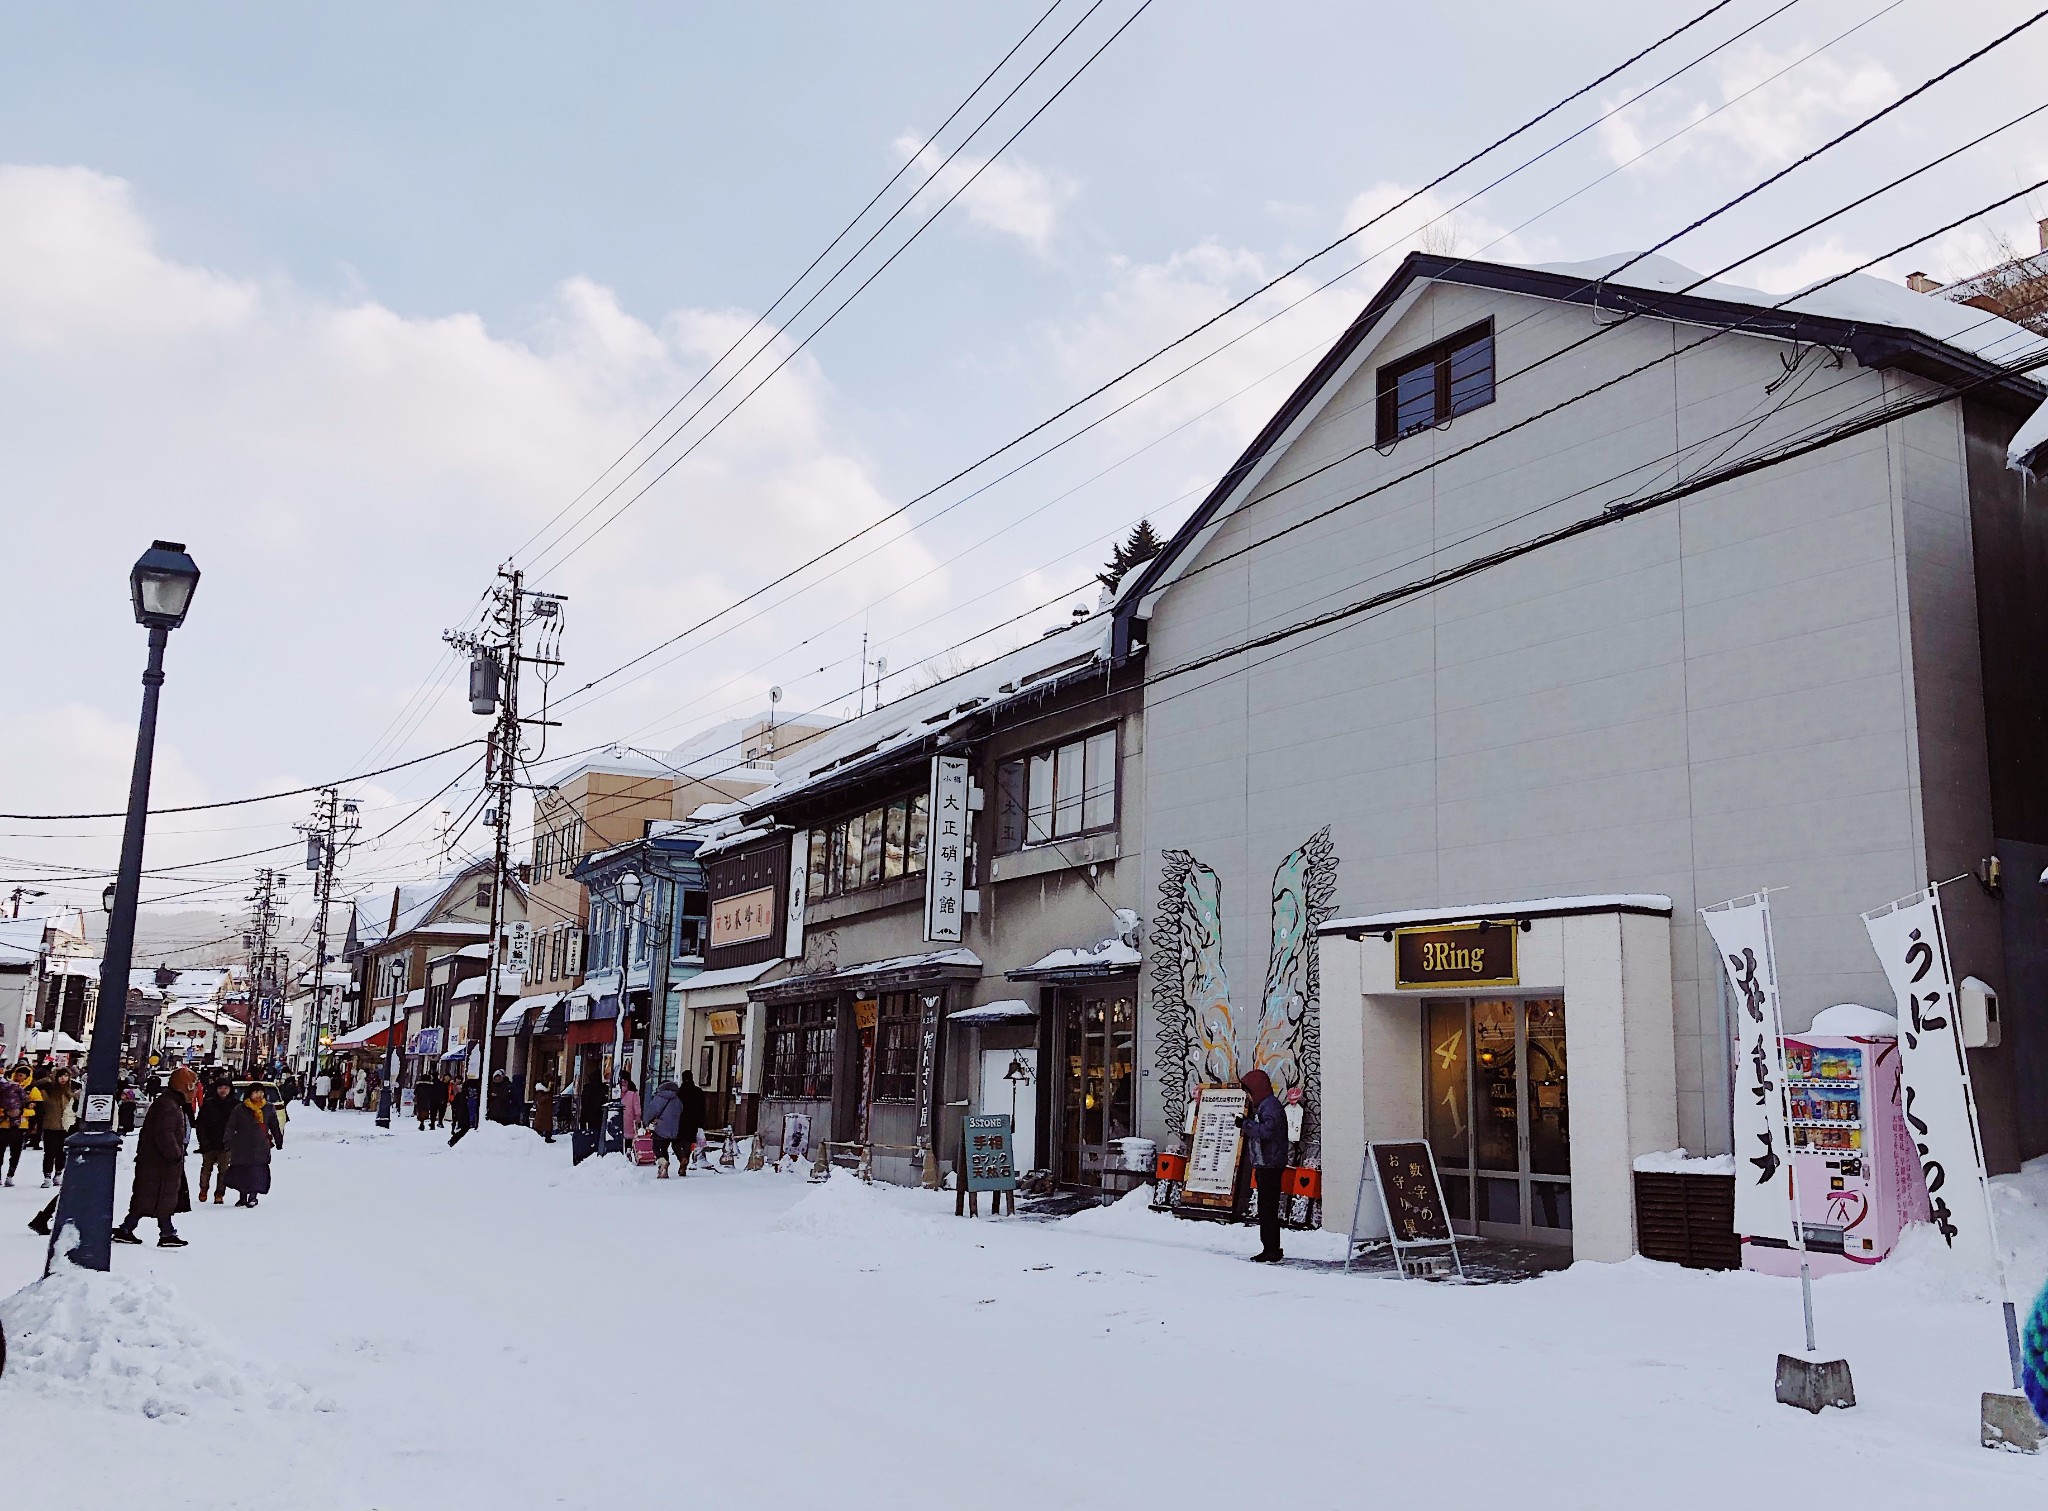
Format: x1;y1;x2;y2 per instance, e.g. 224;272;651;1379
1;1107;2043;1510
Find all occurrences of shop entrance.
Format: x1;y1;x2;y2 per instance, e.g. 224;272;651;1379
979;1047;1037;1172
697;1037;743;1132
1057;991;1135;1187
1424;997;1571;1244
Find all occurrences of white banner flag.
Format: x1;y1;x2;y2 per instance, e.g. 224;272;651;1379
1861;886;1999;1277
1700;893;1795;1243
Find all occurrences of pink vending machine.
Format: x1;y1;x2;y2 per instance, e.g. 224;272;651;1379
1742;1029;1931;1278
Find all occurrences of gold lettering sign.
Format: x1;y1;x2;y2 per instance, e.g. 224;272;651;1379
1394;921;1517;990
707;1009;742;1038
710;886;776;948
854;998;879;1031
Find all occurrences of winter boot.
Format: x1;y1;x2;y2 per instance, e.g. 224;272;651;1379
656;1157;670;1179
214;1191;225;1204
158;1234;187;1248
111;1227;141;1245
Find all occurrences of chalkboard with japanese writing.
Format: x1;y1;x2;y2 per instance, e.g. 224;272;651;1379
964;1112;1017;1192
1371;1141;1453;1244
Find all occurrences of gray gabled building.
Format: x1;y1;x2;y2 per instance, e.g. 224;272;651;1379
1113;250;2048;1261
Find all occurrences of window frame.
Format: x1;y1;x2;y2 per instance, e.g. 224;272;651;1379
872;992;920;1102
994;723;1121;856
1374;319;1495;445
765;1000;837;1100
808;791;929;901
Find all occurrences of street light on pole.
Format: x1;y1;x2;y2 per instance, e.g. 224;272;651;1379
48;540;199;1275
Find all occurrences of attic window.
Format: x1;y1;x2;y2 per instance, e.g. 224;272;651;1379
1376;320;1495;445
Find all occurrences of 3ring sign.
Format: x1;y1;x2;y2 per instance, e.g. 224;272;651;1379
1393;921;1518;991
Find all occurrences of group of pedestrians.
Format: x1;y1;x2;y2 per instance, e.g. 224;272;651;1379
111;1069;285;1247
0;1063;79;1188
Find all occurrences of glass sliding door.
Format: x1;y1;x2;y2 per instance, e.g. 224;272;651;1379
1058;990;1136;1187
1421;997;1571;1244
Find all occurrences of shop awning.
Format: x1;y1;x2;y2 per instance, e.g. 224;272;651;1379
948;998;1037;1024
329;1017;394;1052
676;959;780;1009
440;1041;472;1062
1006;939;1139;982
564;1019;615;1048
1318;893;1675;936
753;947;981;1002
534;1000;569;1035
496;992;560;1036
400;988;426;1010
23;1030;88;1053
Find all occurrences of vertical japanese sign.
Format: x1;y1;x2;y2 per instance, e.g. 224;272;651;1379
1700;894;1795;1243
914;993;941;1149
505;921;532;977
784;829;808;961
923;755;968;943
1862;886;2000;1277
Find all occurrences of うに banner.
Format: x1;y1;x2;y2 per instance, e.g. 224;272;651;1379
1862;886;2000;1278
1700;893;1795;1244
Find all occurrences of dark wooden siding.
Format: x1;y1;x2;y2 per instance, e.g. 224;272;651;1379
705;834;790;970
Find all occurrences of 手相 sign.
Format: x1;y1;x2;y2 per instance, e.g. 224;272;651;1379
1394;921;1517;989
711;886;776;949
964;1112;1017;1191
1178;1086;1247;1210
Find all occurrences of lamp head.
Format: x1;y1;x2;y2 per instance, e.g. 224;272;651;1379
102;882;117;914
617;871;643;908
129;540;200;630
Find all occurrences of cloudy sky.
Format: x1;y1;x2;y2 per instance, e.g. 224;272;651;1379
1;0;2043;936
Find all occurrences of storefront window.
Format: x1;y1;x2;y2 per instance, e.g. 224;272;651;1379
1423;997;1571;1241
874;993;919;1101
810;793;929;902
765;1001;835;1099
996;726;1119;854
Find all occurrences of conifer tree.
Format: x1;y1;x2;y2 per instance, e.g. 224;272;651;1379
1097;518;1163;591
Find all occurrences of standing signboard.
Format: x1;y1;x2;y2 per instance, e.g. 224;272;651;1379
1346;1140;1464;1279
1176;1086;1247;1212
963;1112;1017;1190
923;755;969;943
1861;888;2001;1277
780;1111;812;1165
1700;894;1797;1244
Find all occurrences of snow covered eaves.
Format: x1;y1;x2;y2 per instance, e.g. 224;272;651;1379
1321;894;1674;934
754;947;983;998
694;823;782;860
738;614;1113;819
454;972;520;1000
948;998;1037;1023
1007;938;1140;980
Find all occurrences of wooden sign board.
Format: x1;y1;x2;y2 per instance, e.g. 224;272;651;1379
1178;1086;1247;1210
707;1009;742;1038
963;1112;1017;1191
1394;921;1517;990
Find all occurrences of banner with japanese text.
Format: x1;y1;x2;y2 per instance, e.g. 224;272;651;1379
1862;886;1999;1277
1700;893;1795;1243
923;755;968;942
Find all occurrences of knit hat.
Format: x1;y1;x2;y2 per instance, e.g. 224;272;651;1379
168;1067;198;1097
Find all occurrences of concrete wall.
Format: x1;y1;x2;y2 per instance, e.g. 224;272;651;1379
1139;277;1994;1170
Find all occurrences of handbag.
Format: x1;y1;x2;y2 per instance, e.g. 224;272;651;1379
631;1130;656;1166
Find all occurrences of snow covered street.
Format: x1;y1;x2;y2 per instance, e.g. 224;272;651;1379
0;1107;2043;1510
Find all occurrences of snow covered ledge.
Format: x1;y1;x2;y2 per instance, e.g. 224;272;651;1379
1317;896;1678;1265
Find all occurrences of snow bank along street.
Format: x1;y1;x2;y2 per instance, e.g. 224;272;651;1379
0;1108;2045;1511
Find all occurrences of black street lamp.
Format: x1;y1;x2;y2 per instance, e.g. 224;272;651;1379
47;540;199;1274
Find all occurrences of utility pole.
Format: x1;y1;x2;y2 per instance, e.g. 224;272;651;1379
296;787;356;1071
445;566;564;1127
241;868;284;1077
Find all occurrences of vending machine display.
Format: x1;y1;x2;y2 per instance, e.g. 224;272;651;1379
1742;1029;1931;1278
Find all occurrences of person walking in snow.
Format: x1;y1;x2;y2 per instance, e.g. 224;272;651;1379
641;1078;685;1178
113;1067;198;1248
313;1068;333;1110
224;1083;283;1207
194;1076;237;1204
35;1067;77;1187
577;1068;604;1134
618;1070;641;1146
488;1068;514;1125
0;1064;31;1186
1238;1068;1290;1263
674;1071;705;1174
530;1075;556;1143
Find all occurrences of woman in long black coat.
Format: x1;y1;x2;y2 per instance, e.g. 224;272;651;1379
112;1067;197;1246
225;1085;283;1207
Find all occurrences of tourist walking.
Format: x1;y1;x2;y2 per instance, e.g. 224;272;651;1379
224;1083;283;1207
0;1065;31;1185
195;1077;236;1204
112;1067;198;1248
674;1072;705;1175
641;1078;684;1178
313;1069;333;1110
1238;1068;1290;1263
36;1067;77;1187
618;1071;641;1146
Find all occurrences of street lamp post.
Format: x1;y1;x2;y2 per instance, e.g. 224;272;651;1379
48;540;199;1275
604;869;642;1155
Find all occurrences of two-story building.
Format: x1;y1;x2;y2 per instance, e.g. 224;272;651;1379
1112;249;2048;1262
713;611;1144;1187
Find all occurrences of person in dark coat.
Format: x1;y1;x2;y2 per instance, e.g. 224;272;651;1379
487;1069;513;1125
641;1080;683;1178
225;1084;283;1207
194;1077;237;1204
1238;1068;1290;1263
674;1072;705;1175
577;1069;604;1133
530;1076;556;1142
113;1067;198;1246
448;1078;479;1145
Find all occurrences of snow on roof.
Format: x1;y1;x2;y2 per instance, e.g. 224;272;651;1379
948;998;1037;1023
1013;939;1141;976
741;613;1110;813
1807;1003;1899;1038
1632;1149;1735;1175
0;918;45;957
1534;253;2047;368
454;972;521;1000
1322;894;1674;933
674;959;780;994
765;947;982;992
695;824;779;860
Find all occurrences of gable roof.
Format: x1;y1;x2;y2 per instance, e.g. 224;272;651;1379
1113;250;2048;659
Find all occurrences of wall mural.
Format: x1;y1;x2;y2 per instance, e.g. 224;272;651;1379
1151;826;1338;1160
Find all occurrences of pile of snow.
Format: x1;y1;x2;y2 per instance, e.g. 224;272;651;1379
768;1171;944;1239
1879;1157;2048;1305
1062;1185;1352;1262
0;1268;318;1419
1632;1149;1735;1175
1806;1003;1899;1038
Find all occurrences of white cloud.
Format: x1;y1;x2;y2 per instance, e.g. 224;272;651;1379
894;134;1075;253
1596;44;1896;174
0;164;947;887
